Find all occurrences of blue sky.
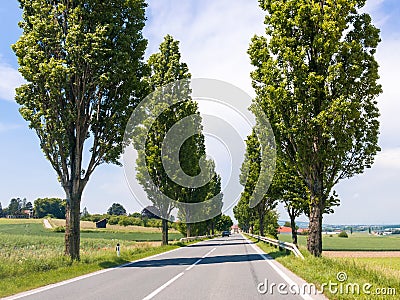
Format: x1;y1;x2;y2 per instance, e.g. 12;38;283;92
0;0;399;224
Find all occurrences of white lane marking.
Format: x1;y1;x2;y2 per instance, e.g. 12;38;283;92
144;246;217;299
4;238;216;300
185;259;202;271
142;272;184;300
243;235;314;300
202;247;216;258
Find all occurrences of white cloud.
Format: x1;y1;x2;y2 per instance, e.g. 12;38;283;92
0;62;25;102
144;0;265;96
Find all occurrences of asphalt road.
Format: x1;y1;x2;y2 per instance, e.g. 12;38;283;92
5;234;326;300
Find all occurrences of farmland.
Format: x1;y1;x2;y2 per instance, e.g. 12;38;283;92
278;232;400;251
247;235;400;299
0;219;184;297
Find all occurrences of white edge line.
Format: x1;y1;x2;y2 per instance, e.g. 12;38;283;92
242;234;314;300
142;272;184;300
2;238;214;300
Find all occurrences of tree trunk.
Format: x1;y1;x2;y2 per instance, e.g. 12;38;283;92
211;221;215;235
186;223;191;237
65;194;81;260
290;213;298;246
307;197;323;256
259;210;265;236
162;218;168;245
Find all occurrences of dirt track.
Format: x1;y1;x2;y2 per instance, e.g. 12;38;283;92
323;251;400;258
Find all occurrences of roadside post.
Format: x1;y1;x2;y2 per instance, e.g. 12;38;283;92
116;243;120;257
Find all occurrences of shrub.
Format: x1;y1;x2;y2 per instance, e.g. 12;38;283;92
130;217;142;226
147;219;162;228
338;230;348;238
108;216;120;225
52;226;65;233
118;216;134;227
85;214;107;223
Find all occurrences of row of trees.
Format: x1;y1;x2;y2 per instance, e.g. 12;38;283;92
134;35;224;245
235;0;381;256
13;0;381;259
0;198;32;217
0;198;66;219
13;0;225;259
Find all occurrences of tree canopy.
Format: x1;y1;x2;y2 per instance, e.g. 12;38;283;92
107;203;127;216
13;0;148;259
249;0;381;256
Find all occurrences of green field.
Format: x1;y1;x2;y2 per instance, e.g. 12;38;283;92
340;257;400;280
247;235;400;299
0;219;185;297
0;221;183;241
278;232;400;251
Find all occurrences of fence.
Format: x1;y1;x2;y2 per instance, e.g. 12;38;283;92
246;233;304;259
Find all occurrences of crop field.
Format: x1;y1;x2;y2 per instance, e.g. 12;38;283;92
247;235;400;299
336;257;400;280
0;219;184;297
49;218;181;233
278;232;400;251
0;219;183;241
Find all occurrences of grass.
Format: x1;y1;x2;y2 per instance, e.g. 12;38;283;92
0;219;188;297
247;235;400;299
340;258;400;280
0;221;183;241
49;218;181;233
278;232;400;251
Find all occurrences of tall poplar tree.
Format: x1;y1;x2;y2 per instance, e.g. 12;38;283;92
238;129;277;237
13;0;148;259
135;35;222;243
249;0;382;256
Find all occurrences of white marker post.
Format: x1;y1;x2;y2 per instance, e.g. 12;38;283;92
116;243;120;257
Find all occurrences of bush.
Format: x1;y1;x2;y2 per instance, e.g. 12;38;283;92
118;216;135;227
84;214;107;223
130;217;142;226
108;216;120;225
147;219;162;228
338;230;348;238
52;226;65;233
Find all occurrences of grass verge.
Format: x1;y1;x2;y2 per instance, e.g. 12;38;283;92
0;237;180;298
246;235;400;299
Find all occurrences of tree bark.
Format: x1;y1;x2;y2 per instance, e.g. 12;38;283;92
65;194;81;260
307;197;323;256
259;209;265;236
211;221;215;235
186;223;191;237
290;213;298;246
162;218;168;245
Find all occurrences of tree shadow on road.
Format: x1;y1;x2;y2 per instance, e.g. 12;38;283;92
121;253;267;268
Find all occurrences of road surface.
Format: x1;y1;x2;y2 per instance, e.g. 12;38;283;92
5;234;326;300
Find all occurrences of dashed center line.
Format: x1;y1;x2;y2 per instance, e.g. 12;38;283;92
142;246;217;300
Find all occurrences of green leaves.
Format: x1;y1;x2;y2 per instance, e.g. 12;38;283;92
13;0;148;259
135;35;222;225
249;0;381;255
